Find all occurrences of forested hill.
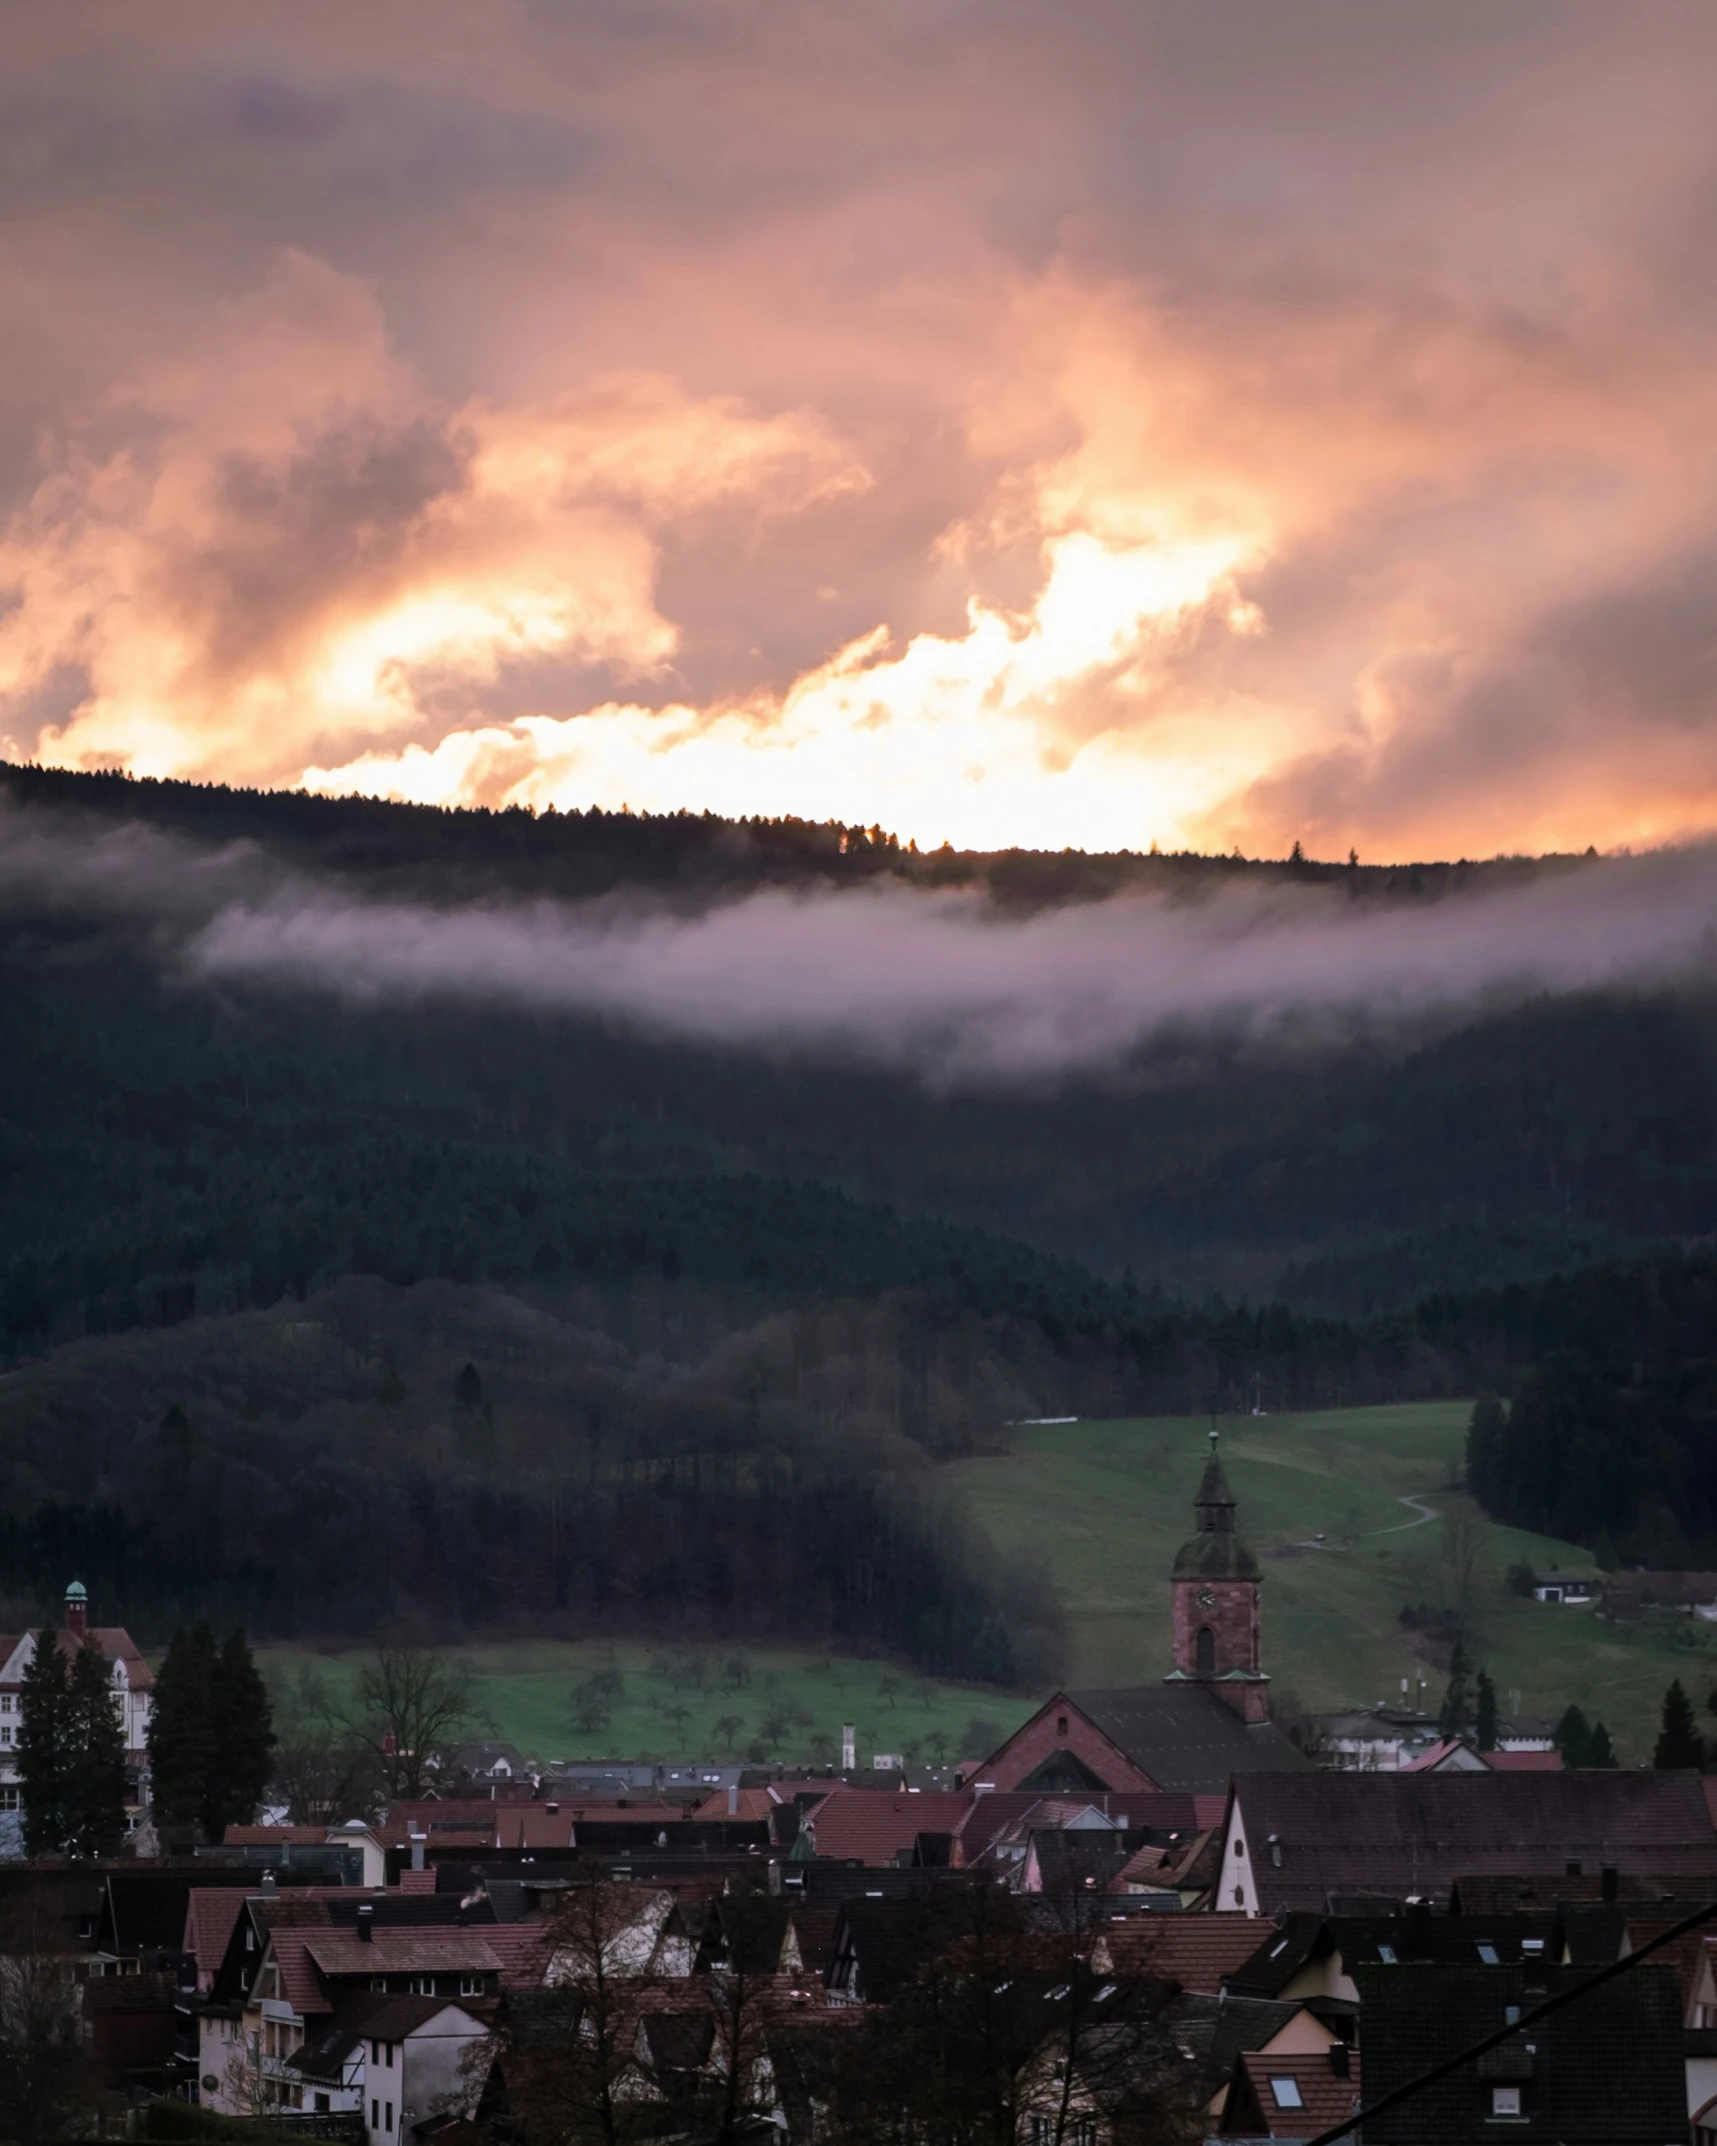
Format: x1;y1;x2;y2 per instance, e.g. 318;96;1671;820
0;759;1593;907
5;763;1716;1328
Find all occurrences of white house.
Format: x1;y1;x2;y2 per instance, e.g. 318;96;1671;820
0;1580;155;1851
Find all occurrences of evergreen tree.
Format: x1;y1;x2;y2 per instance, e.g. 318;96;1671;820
204;1631;275;1838
1586;1720;1617;1767
1439;1639;1474;1739
1654;1679;1704;1771
60;1641;125;1858
15;1633;68;1858
146;1624;217;1832
1475;1670;1498;1752
1554;1703;1593;1768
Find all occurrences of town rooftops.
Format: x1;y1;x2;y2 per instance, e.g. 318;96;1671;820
796;1789;971;1865
1225;1769;1717;1914
1098;1914;1277;1992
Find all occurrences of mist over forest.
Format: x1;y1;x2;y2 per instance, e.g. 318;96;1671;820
4;763;1717;1663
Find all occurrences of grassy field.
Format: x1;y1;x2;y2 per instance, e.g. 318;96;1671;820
255;1639;1034;1775
946;1403;1703;1766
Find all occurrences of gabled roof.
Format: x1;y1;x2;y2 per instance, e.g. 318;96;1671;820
1063;1687;1311;1795
1232;2048;1361;2138
1228;1770;1717;1913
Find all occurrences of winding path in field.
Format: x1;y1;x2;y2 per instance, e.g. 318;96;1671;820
1369;1494;1441;1535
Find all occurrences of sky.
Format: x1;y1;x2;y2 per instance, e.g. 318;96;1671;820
3;3;1717;860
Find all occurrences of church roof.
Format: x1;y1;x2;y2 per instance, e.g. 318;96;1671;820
1172;1530;1261;1580
1064;1684;1311;1794
1194;1449;1236;1511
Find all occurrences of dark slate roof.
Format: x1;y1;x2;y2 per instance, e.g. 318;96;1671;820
1066;1686;1311;1795
1230;1771;1717;1914
1167;1991;1306;2095
1354;1963;1687;2144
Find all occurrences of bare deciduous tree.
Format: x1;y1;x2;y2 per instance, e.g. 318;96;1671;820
343;1625;480;1798
0;1887;91;2146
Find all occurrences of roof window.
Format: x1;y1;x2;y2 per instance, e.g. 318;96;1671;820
1376;1943;1397;1964
1269;2077;1305;2109
1476;1942;1499;1964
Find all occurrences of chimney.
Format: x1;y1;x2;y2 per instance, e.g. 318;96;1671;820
409;1829;426;1874
64;1580;87;1640
1601;1865;1619;1902
260;1870;277;1898
357;1905;374;1944
1329;2044;1350;2080
841;1724;856;1772
727;1784;739;1817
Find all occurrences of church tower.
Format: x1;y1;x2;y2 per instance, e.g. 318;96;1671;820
1166;1431;1270;1722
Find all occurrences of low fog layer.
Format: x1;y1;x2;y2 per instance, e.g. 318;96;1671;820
6;806;1713;1079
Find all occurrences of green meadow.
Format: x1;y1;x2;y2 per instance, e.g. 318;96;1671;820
254;1402;1701;1773
255;1638;1033;1775
947;1402;1687;1765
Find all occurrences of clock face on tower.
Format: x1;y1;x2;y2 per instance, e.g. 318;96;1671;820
1197;1587;1216;1607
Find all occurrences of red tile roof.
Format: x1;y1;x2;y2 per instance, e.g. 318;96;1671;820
801;1789;971;1866
184;1890;249;1985
303;1932;504;1978
1484;1750;1563;1772
1238;2050;1362;2138
1099;1916;1272;1992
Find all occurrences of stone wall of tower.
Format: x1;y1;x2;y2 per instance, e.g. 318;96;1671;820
1172;1576;1268;1721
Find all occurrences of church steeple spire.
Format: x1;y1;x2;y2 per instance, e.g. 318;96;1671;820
1193;1429;1237;1534
1167;1429;1270;1722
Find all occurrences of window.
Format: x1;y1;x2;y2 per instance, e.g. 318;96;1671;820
459;1973;483;1997
371;2041;380;2067
0;1695;10;1711
1056;1715;1068;1736
409;1974;436;1996
1476;1942;1499;1964
371;1976;387;1992
385;2104;393;2133
0;1728;10;1745
387;2043;395;2068
1490;2085;1522;2117
1269;2078;1305;2110
1376;1943;1397;1964
371;2102;379;2132
1195;1626;1216;1676
0;1788;17;1812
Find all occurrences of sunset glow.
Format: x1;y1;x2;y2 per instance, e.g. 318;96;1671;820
2;7;1716;857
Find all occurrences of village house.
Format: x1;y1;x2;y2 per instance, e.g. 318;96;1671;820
194;1883;538;2117
0;1580;154;1850
1208;1769;1717;1917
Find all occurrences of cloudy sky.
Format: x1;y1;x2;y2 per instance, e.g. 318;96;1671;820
3;1;1716;859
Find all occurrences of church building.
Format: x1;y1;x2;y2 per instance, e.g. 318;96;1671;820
969;1433;1311;1796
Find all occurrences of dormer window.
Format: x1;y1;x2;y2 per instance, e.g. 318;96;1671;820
1490;2085;1522;2117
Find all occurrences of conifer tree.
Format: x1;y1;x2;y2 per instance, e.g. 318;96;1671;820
147;1624;218;1833
1654;1679;1704;1771
16;1633;68;1858
61;1640;126;1858
1586;1720;1617;1767
205;1632;275;1838
1475;1669;1498;1752
1554;1703;1593;1767
1439;1639;1474;1739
